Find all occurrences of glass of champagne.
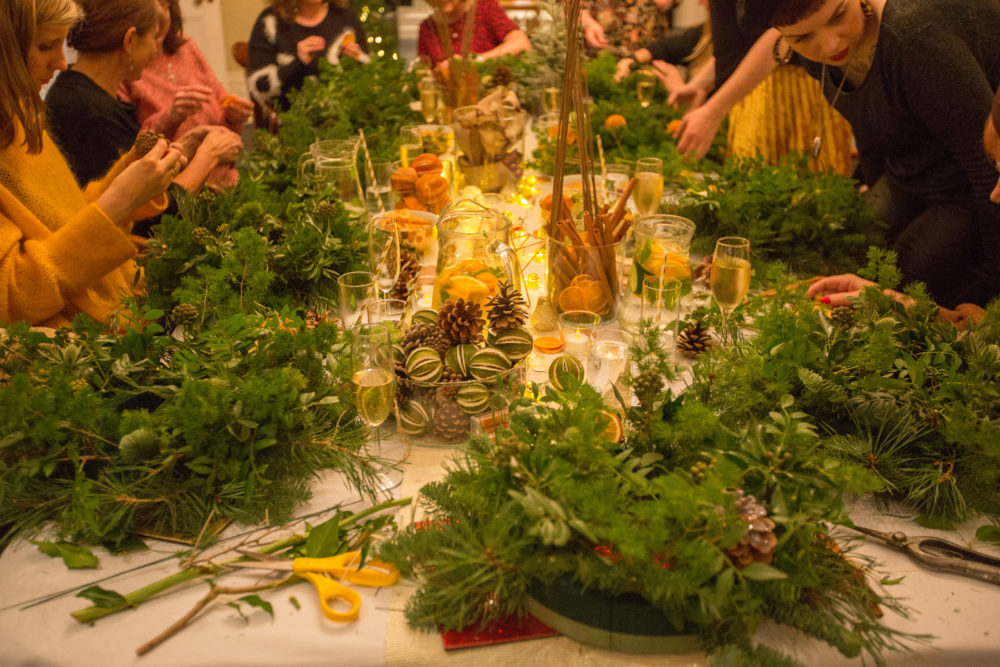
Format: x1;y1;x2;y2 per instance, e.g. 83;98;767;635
634;157;664;217
636;68;656;108
350;322;401;490
710;236;751;345
399;125;423;168
418;76;439;124
542;87;560;115
369;218;401;300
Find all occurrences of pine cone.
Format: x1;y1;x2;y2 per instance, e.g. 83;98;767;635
676;321;713;358
725;490;777;568
633;368;664;410
390;249;421;301
400;323;451;358
393;359;415;405
170;303;199;326
438;298;485;346
191;226;212;244
486;281;528;333
134;128;165;158
486;66;513;90
830;306;855;327
434;367;463;404
432;398;470;442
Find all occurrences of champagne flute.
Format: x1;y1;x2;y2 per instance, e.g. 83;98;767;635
634;157;665;217
542;87;560;114
350;322;401;490
418;76;439;124
399;125;422;168
369;218;401;300
636;68;656;108
710;236;751;345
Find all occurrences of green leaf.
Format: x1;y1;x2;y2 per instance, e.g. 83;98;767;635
226;601;249;623
305;514;342;557
880;576;905;585
239;594;274;619
914;514;956;531
32;540;98;569
289;595;301;611
76;585;127;607
739;563;788;581
975;525;1000;546
143;309;165;320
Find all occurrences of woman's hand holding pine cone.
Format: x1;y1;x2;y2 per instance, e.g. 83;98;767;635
97;139;183;224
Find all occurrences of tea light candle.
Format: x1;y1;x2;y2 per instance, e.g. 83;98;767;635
564;327;590;356
558;310;600;361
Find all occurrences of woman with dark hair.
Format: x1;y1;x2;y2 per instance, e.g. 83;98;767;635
0;0;181;327
118;0;253;187
45;0;241;196
680;0;1000;308
247;0;369;110
119;0;252;188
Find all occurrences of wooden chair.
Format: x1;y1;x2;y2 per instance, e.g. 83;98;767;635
232;41;279;134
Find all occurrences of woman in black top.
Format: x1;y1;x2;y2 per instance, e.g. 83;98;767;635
247;0;369;111
46;0;241;201
732;0;1000;308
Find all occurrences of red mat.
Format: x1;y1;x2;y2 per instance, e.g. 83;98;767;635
441;614;560;650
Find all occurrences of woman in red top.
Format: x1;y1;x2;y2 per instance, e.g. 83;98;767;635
119;0;252;188
417;0;531;66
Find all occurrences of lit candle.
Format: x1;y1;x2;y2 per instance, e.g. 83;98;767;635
563;327;590;356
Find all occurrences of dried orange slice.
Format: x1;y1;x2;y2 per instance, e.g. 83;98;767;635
558;285;586;311
580;281;607;313
571;274;594;287
596;410;623;444
533;336;564;353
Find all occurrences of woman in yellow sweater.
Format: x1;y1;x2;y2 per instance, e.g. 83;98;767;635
0;0;182;328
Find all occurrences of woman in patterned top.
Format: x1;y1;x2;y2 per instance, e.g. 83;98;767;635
417;0;531;67
247;0;369;110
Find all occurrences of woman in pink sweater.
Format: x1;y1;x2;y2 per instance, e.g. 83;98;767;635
119;0;252;188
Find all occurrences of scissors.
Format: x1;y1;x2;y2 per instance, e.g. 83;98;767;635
852;525;1000;587
227;551;400;622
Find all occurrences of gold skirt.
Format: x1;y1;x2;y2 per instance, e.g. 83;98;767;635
726;64;855;177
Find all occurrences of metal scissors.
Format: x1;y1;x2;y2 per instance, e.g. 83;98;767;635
227;551;400;622
852;525;1000;586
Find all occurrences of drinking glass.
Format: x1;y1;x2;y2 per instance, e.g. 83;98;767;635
542;87;560;115
350;322;401;490
365;160;395;215
603;163;631;197
633;157;664;217
636;68;656;108
399;125;423;168
557;310;600;369
710;236;751;345
587;328;630;395
364;298;409;331
641;276;682;342
369;218;401;299
317;157;365;215
418;76;439;124
338;271;376;330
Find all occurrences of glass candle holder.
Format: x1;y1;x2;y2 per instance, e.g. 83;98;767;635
558;310;600;359
587;328;630;392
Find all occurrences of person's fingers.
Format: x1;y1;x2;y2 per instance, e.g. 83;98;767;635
823;291;862;308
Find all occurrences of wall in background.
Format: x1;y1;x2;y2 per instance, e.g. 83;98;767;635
220;0;269;96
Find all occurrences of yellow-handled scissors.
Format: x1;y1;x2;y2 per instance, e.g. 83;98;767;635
228;551;399;622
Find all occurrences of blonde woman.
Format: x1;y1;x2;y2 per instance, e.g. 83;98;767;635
0;0;181;327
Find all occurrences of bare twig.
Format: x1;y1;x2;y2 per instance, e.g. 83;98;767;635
181;507;217;569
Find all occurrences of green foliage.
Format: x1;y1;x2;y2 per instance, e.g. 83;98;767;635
31;540;98;568
380;378;914;663
0;315;374;548
676;154;883;275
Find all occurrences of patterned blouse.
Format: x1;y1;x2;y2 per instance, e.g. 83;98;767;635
588;0;673;57
417;0;519;65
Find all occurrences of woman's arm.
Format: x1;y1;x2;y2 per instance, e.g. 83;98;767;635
171;128;242;194
675;29;780;158
478;29;531;60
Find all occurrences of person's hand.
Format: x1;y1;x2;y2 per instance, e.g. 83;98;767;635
614;58;634;82
583;23;608;49
651;61;684;93
171;125;212;161
341;41;362;59
222;95;253;126
805;274;879;307
194;127;243;165
167;85;213;124
674;103;724;159
97;140;184;223
297;35;327;64
667;80;708;110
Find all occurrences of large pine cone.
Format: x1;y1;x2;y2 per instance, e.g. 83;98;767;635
486;281;528;333
170;303;199;326
401;323;451;358
725;490;777;568
438;298;485;346
486;66;513;90
135;128;166;158
390;249;421;301
433;398;470;442
676;321;713;359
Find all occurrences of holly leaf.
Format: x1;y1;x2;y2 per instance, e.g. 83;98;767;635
305;514;342;557
914;514;956;531
76;585;127;608
32;540;98;569
739;563;788;581
239;594;274;619
975;525;1000;547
